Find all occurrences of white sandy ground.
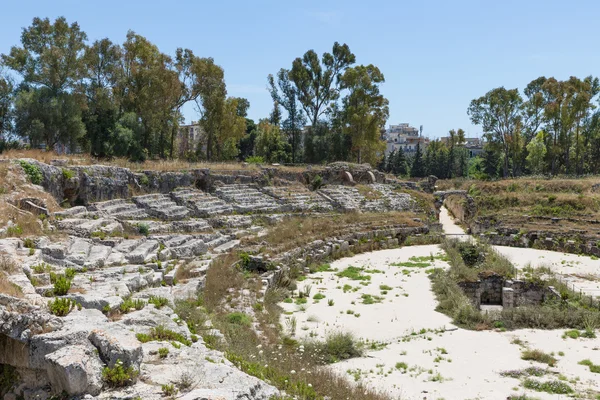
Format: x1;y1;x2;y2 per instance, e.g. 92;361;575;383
278;209;600;399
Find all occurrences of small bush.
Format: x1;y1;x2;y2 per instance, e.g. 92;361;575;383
161;383;178;396
311;174;324;191
137;223;150;236
245;155;264;164
120;297;146;313
563;329;580;339
48;298;79;316
136;325;191;346
148;296;169;309
522;378;573;394
158;347;169;358
226;312;252;326
23;238;35;249
61;168;75;180
307;332;362;364
102;359;138;387
53;276;72;296
521;349;557;367
19;161;43;185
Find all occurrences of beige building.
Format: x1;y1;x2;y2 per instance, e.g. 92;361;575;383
384;123;427;154
176;121;205;158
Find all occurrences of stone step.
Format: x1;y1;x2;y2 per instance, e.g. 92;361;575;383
170;239;208;258
213;239;241;254
126;240;159;264
84;245;112;269
54;206;88;219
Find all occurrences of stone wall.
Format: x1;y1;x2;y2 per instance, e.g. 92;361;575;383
459;274;551;309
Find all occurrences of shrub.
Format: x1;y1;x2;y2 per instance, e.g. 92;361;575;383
174;297;207;334
137;223;149;236
521;349;557;367
120;297;146;313
53;275;72;296
19;161;42;185
161;383;177;396
102;359;138;387
245;155;264;164
23;238;35;249
564;329;580;339
148;295;169;309
158;347;169;358
61;168;75;180
226;312;252;326
136;325;191;346
307;332;362;364
48;298;79;316
311;174;324;191
522;378;573;394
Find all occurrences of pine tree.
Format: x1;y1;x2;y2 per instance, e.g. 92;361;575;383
386;149;396;173
394;147;408;176
410;142;426;177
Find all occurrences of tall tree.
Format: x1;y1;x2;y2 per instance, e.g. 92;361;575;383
467;87;523;178
339;64;389;165
2;17;89;150
268;69;306;163
410;142;425;178
0;69;13;139
289;43;355;127
82;38;122;157
253;119;291;163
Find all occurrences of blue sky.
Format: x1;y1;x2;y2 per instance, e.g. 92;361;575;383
1;0;599;139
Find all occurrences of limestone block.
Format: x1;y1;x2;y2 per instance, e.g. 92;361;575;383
45;345;103;396
88;328;143;369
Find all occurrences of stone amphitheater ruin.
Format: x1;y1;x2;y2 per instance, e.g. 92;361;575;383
0;159;434;399
1;159;599;400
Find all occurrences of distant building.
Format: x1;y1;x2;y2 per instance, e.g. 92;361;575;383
176;121;205;158
439;136;485;158
384;123;428;154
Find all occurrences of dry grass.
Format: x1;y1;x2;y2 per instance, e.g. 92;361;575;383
0;255;23;298
355;184;382;200
248;212;422;255
0;149;314;173
200;252;391;400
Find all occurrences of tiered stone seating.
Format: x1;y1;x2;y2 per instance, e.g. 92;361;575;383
371;184;414;211
317;186;366;211
214;184;282;213
88;199;149;220
170;188;233;217
132;194;190;220
262;185;334;212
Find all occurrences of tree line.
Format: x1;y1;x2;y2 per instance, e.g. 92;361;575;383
0;17;251;161
468;76;600;178
0;17;391;166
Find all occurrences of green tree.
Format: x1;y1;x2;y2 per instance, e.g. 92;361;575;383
82;38;122;157
526;130;547;174
119;31;181;158
289;43;355;163
339;64;389;165
0;69;13;139
253;119;291;163
2;17;88;150
14;87;86;150
268;69;306;163
410;142;425;178
481;145;500;179
393;147;408;175
467;87;523;178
